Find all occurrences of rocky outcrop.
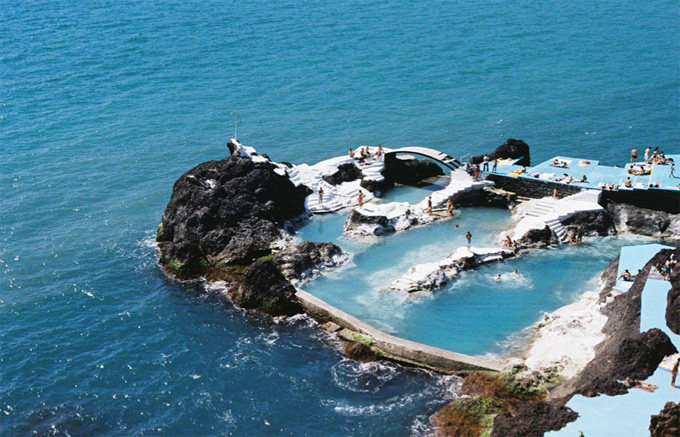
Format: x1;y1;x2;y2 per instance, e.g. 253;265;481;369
322;163;363;185
490;401;577;437
606;202;680;239
272;241;348;283
343;202;434;236
388;247;515;293
471;138;531;167
550;248;678;400
233;260;302;316
156;155;308;278
383;155;443;185
562;210;615;237
518;226;553;248
650;402;680;437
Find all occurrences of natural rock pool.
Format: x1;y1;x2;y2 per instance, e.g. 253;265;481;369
297;184;649;356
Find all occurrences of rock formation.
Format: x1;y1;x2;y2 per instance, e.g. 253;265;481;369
382;155;443;185
272;241;348;283
650;402;679;437
156;154;308;277
471;138;531;167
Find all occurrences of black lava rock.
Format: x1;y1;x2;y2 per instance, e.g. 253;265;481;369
471;138;531;166
650;402;680;437
383;155;443;186
156;155;308;277
235;259;302;316
491;401;578;437
322;163;363;185
272;241;346;281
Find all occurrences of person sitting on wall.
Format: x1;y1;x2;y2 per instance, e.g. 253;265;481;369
624;177;632;188
503;236;513;248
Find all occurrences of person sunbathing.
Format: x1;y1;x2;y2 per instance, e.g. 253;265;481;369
624;177;632;188
624;377;658;393
579;175;588;183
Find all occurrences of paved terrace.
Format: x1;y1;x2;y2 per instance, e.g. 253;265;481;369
548;243;679;437
490;154;680;192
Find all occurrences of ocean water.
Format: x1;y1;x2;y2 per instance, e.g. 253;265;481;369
1;0;678;435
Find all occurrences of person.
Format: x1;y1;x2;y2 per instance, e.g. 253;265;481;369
375;144;383;158
495;274;501;282
492;159;498;173
672;357;680;388
631;147;638;164
358;190;365;208
553;187;558;199
670;162;675;177
318;187;324;205
455;224;460;229
624;177;632;188
579;175;588;183
427;196;433;216
473;164;480;181
348;148;354;158
465;231;472;250
644;146;651;163
446;198;454;216
624;377;658;392
504;235;513;248
482;155;490;172
513;269;518;275
618;269;633;281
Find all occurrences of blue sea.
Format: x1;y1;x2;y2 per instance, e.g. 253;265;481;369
1;1;678;435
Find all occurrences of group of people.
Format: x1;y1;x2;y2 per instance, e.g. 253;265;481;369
553;173;588;184
348;145;382;161
633;147;674;166
656;253;677;279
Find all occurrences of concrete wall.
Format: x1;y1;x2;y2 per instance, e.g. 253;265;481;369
487;174;680;214
295;289;505;374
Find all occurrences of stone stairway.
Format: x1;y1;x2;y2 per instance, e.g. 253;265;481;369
545;218;570;243
525;198;557;217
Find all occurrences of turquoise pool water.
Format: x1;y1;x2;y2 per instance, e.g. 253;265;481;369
299;208;647;355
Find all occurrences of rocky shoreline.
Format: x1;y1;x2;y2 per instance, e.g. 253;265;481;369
156;139;679;436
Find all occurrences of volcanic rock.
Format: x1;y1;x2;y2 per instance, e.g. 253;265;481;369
234;259;302;316
383;155;443;185
650;402;680;437
156;155;308;277
471;138;531;167
490;401;578;437
322;163;363;185
272;241;348;282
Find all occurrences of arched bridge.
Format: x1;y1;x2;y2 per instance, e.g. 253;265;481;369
385;146;463;171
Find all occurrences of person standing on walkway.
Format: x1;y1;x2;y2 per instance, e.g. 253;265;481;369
644;146;651;163
318;187;324;205
473;164;480;181
358;190;364;208
492;159;498;173
672;357;679;388
446;198;454;216
482;155;490;172
465;231;472;250
670;162;675;178
427;196;433;216
631;147;638;164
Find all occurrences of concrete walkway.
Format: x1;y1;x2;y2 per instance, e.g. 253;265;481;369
295;289;505;374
